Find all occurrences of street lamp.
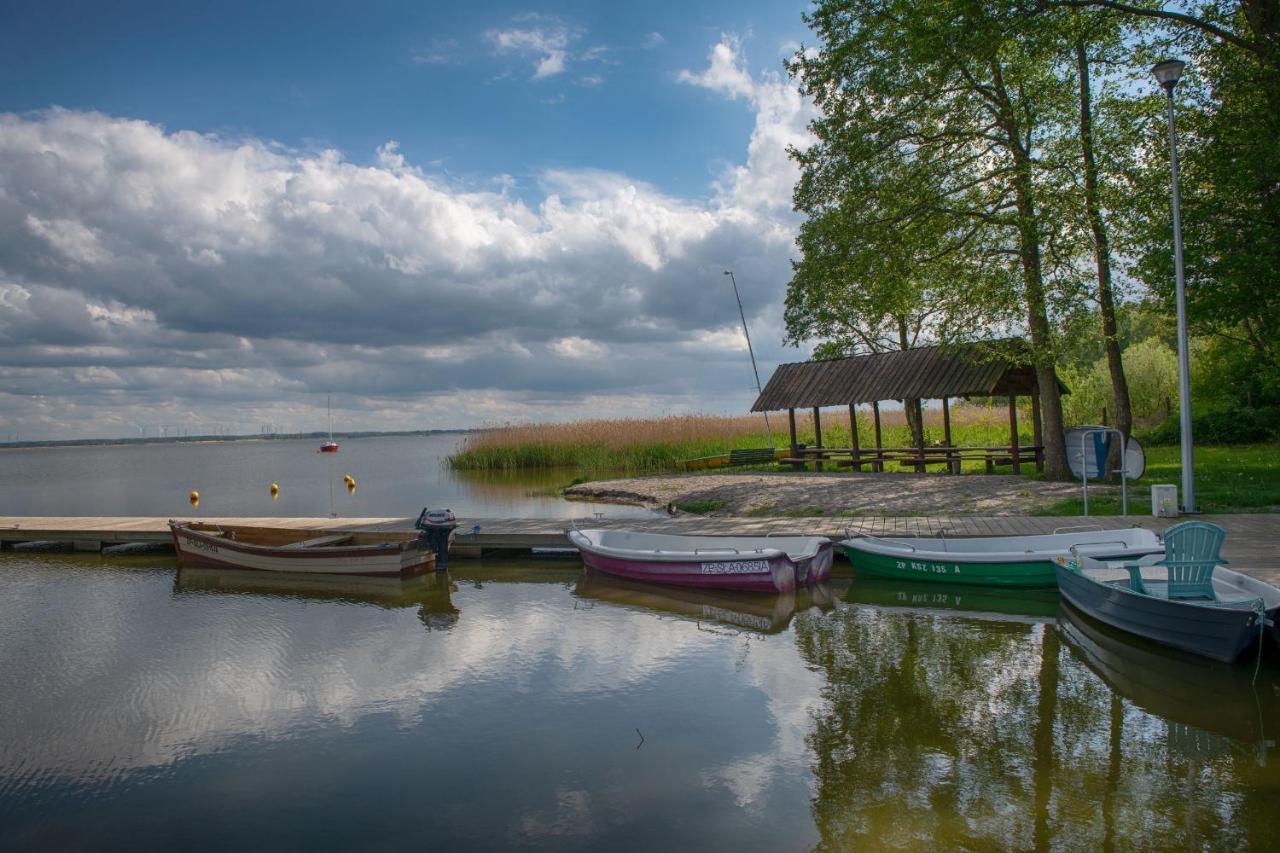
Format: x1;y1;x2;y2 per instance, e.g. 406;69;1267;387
1152;58;1195;513
723;270;775;447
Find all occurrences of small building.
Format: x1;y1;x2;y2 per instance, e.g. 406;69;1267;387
750;339;1063;473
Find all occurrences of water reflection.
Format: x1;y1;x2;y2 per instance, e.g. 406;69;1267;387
175;567;461;631
794;597;1280;849
574;571;834;635
3;551;1279;850
1057;602;1277;760
844;577;1059;623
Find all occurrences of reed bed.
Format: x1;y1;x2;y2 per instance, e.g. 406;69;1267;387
448;404;1035;472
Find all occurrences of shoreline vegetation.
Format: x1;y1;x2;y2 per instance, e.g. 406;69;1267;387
447;406;1034;472
449;413;1280;515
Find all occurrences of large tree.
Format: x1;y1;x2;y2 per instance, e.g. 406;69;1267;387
1053;1;1280;399
789;0;1077;478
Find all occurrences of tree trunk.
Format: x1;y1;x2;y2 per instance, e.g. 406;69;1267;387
994;60;1071;480
1076;39;1133;483
898;316;925;448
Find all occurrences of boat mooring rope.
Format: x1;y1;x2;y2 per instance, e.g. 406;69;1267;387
1252;598;1266;686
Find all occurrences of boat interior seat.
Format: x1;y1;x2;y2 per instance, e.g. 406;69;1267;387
1126;521;1227;600
283;534;353;549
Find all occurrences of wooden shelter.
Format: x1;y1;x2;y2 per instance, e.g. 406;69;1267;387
751;340;1062;474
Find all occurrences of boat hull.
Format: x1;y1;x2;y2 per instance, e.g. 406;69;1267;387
576;540;832;594
1054;563;1274;663
840;530;1163;589
171;525;433;578
843;545;1060;587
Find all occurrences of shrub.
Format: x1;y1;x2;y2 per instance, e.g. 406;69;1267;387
1136;405;1279;446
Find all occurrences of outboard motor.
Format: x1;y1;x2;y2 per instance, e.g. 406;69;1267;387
415;507;458;571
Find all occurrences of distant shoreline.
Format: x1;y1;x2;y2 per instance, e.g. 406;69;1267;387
0;429;472;451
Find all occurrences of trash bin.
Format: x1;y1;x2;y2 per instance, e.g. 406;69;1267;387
415;507;458;571
1151;484;1178;518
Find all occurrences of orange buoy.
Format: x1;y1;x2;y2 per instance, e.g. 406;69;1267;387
189;489;200;508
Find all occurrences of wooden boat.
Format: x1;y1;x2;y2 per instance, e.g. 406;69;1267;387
566;528;833;593
169;522;434;577
1057;553;1280;662
839;528;1163;588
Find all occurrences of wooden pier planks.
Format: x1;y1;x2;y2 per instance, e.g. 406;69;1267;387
1;514;1276;584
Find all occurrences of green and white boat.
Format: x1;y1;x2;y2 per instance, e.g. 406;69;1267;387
839;528;1163;589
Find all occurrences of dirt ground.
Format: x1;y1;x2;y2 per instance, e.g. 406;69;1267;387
564;471;1109;516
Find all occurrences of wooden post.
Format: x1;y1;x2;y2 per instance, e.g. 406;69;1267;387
788;408;798;454
848;403;862;473
1008;395;1021;474
942;397;958;475
910;398;925;473
1031;392;1044;473
812;407;824;472
872;401;883;472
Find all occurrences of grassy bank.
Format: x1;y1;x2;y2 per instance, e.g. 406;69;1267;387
1032;443;1280;515
448;406;1032;472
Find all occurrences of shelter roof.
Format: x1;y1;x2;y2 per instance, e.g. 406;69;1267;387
750;339;1059;411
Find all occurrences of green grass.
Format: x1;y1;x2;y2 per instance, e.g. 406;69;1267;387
1033;443;1280;515
673;499;726;515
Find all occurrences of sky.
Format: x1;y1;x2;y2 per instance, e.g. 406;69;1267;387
0;0;821;440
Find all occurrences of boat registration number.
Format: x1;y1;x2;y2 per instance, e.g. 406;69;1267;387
895;559;960;575
701;559;769;575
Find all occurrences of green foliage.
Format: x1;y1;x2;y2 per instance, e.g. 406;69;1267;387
1138;405;1280;446
673;499;725;515
1034;443;1280;514
1061;338;1178;427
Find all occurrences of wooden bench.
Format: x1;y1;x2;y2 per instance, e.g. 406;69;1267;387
282;534;353;549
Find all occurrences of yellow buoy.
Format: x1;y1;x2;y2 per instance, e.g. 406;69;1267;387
270;482;280;500
189;489;200;508
346;476;357;494
343;473;354;484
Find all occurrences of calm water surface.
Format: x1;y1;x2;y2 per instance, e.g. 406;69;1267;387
0;433;653;519
1;554;1277;850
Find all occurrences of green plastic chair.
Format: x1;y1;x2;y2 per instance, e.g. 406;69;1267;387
1126;521;1228;599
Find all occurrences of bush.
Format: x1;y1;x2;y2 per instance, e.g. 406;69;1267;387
1136;405;1280;446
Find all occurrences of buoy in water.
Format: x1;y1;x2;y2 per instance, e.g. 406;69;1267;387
270;482;280;500
189;489;200;508
345;476;357;494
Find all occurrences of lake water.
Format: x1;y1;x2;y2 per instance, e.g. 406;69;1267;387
0;433;654;519
1;553;1277;850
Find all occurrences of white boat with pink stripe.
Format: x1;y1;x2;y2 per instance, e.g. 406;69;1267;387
567;528;832;594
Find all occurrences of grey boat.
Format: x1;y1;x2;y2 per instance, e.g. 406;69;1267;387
1056;554;1280;663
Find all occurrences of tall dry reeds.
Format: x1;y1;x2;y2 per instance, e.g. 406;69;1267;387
448;403;1031;471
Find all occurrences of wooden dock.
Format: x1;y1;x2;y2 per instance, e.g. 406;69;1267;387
1;513;1276;584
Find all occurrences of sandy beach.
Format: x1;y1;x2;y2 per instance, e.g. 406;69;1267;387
565;471;1111;516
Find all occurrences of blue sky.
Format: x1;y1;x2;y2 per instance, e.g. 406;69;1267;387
0;1;818;439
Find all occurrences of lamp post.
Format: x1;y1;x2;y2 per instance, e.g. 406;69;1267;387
1152;59;1195;513
723;270;775;447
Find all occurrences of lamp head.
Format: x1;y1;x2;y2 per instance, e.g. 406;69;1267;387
1152;59;1185;92
723;270;732;276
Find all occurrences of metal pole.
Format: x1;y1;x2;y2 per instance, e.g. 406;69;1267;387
724;271;775;448
1163;84;1196;513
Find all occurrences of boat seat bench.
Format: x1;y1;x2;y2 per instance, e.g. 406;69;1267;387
282;534;353;549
